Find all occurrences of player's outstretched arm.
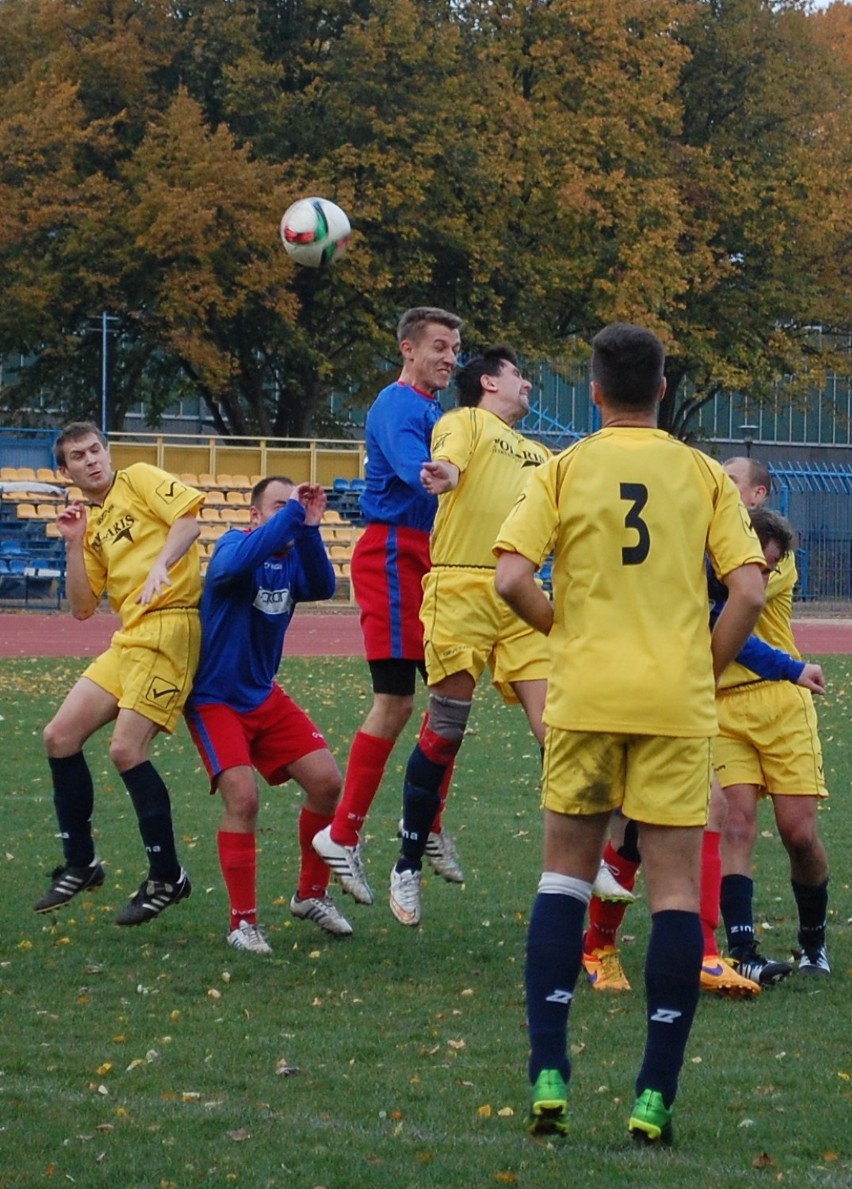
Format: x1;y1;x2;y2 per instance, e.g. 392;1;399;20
495;550;553;635
797;662;826;695
421;460;459;495
137;513;201;605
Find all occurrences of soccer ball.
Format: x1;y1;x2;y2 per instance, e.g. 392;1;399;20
280;197;351;267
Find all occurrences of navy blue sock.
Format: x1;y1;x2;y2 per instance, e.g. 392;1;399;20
396;743;445;873
720;873;755;952
792;878;828;950
120;762;180;881
48;752;95;867
636;910;702;1109
525;892;586;1084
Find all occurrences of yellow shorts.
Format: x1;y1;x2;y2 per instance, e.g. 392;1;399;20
541;727;712;827
84;609;201;734
420;567;550;703
714;680;828;798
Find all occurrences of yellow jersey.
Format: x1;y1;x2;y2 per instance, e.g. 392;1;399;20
494;427;765;736
430;406;550;569
718;548;798;690
84;464;204;629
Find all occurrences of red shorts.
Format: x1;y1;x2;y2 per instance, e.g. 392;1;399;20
351;523;431;661
186;684;328;790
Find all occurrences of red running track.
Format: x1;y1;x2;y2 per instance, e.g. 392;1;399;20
1;609;851;659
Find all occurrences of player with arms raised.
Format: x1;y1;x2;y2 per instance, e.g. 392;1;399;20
185;477;351;951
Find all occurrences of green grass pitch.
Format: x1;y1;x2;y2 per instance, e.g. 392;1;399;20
0;656;848;1187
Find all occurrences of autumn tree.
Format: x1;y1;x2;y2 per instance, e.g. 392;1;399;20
0;0;848;437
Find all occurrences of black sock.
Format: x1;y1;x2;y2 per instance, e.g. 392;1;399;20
396;742;447;872
48;752;95;867
620;818;641;864
636;910;703;1109
398;782;441;872
526;891;585;1083
120;761;180;881
720;873;755;953
792;878;828;951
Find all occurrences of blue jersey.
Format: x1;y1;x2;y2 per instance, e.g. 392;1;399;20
359;380;441;531
709;569;805;684
187;503;335;714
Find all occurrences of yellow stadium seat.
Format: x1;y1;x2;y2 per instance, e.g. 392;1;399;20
200;506;221;523
16;503;38;520
179;472;200;487
199;523;228;543
36;504;58;520
225;490;249;506
218;473;252;491
197;473;217;489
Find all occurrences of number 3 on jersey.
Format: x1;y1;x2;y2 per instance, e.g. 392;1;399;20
620;482;650;565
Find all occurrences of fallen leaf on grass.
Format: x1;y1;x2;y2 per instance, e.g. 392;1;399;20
275;1058;301;1077
753;1152;775;1168
226;1129;251;1142
478;1104;492;1118
495;1173;519;1184
447;1039;466;1051
498;1107;514;1118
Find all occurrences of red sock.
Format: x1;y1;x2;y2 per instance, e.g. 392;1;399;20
700;829;722;956
217;830;257;929
583;842;639;953
332;732;395;846
431;758;455;835
298;808;334;898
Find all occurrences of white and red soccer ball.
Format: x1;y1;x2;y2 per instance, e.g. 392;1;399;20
280;197;351;267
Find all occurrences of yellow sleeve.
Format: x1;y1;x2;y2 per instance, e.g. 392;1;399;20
124;464;205;525
431;408;479;473
493;457;559;566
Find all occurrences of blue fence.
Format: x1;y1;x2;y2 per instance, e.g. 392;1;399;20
771;462;852;600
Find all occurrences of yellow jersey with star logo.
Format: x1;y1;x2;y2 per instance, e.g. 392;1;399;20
84;464;203;628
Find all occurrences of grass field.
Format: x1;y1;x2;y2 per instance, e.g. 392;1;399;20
0;655;849;1188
